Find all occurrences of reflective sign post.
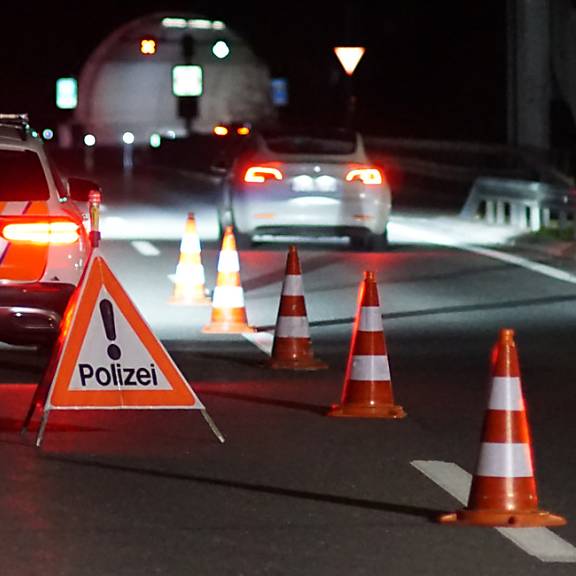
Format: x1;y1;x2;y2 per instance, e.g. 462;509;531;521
122;132;135;175
334;46;365;129
83;133;96;173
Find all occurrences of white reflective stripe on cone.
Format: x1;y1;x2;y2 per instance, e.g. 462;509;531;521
282;275;304;296
276;315;310;338
212;286;245;308
350;355;390;381
175;264;205;283
218;251;240;272
487;377;525;411
181;234;201;253
476;442;534;478
359;306;383;332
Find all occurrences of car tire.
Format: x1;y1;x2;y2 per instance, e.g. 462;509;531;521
234;230;253;250
218;215;252;250
351;228;388;252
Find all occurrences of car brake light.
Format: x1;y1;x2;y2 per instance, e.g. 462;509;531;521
244;166;283;183
345;167;384;185
1;220;81;245
237;126;250;136
213;125;229;136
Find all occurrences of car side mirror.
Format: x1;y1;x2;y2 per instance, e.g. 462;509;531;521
68;177;102;202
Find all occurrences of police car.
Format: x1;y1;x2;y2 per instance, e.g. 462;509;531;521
0;114;100;347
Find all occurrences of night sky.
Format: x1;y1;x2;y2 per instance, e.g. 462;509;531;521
0;2;506;141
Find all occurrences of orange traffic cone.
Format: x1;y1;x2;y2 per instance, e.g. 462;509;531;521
268;245;327;370
439;328;566;527
202;225;255;334
328;271;406;418
170;212;211;305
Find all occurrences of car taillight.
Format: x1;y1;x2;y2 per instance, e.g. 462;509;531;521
244;166;283;183
1;219;81;245
214;125;229;136
345;167;384;185
237;126;250;136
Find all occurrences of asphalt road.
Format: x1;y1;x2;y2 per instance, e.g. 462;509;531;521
1;163;575;575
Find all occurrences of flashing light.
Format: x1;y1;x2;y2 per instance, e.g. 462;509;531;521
345;167;383;185
212;40;230;59
84;134;96;147
140;37;157;55
122;132;135;145
244;166;283;183
1;220;80;245
214;125;229;136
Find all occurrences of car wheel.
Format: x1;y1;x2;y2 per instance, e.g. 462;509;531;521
351;228;388;252
234;230;253;250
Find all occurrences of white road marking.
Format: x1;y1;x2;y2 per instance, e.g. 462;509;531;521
411;460;576;563
242;331;274;356
459;245;576;285
131;240;161;256
392;220;576;285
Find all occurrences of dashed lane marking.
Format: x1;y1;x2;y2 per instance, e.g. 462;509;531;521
242;331;274;356
131;241;161;257
411;460;576;563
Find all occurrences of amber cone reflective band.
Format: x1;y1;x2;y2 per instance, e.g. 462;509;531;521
269;245;326;370
439;328;566;527
328;271;405;418
202;226;255;334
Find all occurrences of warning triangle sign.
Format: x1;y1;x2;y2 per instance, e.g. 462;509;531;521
45;251;204;410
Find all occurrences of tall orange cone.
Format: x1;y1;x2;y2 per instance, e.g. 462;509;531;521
268;245;327;370
202;225;255;334
170;212;211;305
328;271;406;418
439;328;566;527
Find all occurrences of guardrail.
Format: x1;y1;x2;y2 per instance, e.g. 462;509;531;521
460;177;576;235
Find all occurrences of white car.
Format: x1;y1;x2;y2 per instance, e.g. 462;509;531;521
0;114;99;347
218;127;391;250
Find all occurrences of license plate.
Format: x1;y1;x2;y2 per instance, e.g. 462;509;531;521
291;175;337;193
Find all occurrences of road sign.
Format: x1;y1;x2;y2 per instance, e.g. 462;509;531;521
23;250;224;446
270;78;289;106
56;77;78;110
334;47;366;76
172;65;203;97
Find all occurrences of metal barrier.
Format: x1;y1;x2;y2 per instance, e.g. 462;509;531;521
461;177;576;234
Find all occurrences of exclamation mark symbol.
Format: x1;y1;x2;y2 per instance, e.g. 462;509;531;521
99;299;122;360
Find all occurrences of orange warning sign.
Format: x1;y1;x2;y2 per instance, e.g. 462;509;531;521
45;252;203;410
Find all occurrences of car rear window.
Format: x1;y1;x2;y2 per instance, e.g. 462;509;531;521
262;130;357;155
0;149;50;201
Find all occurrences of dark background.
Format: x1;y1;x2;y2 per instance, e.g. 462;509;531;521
0;2;506;141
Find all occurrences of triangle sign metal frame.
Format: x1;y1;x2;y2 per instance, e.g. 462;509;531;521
21;249;224;447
